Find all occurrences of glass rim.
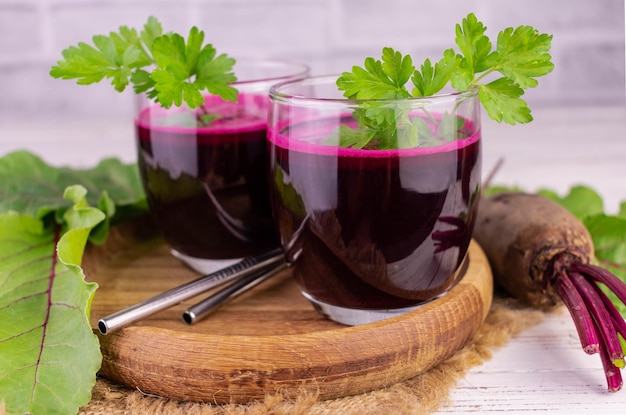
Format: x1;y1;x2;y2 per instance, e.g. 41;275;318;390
269;74;478;104
231;57;310;86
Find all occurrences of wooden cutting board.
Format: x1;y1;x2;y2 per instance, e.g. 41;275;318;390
84;221;493;404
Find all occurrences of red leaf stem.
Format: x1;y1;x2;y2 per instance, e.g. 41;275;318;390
593;282;626;342
597;330;624;392
571;263;626;305
569;272;624;364
555;272;599;354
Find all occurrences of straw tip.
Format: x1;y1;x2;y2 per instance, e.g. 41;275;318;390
182;311;196;325
98;320;109;335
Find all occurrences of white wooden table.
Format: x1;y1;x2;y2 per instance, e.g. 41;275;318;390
1;105;626;413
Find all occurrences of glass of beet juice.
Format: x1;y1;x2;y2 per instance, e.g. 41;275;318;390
135;59;309;274
267;76;481;325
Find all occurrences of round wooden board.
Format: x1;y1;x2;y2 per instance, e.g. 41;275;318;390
85;222;493;404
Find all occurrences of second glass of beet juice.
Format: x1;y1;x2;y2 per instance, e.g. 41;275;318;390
267;76;482;325
135;59;309;273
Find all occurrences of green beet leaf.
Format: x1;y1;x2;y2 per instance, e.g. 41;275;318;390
0;150;147;243
538;185;605;221
584;214;626;279
584;213;626;316
0;185;103;415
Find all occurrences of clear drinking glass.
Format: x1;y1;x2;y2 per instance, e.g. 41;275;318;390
267;76;481;325
135;59;309;274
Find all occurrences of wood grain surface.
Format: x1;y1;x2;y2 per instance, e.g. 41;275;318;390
84;222;493;404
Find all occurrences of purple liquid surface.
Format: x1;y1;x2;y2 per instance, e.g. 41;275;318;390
268;116;481;309
136;94;278;260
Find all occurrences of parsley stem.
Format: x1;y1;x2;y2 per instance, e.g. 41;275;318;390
469;67;497;88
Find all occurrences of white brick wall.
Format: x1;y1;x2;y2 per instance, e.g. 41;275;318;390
0;0;624;123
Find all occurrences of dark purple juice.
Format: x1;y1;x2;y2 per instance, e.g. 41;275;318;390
268;116;481;309
136;94;278;259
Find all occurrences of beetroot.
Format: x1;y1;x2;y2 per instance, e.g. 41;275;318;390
474;192;626;392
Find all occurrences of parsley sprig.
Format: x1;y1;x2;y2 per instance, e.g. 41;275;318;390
336;13;554;149
50;16;238;109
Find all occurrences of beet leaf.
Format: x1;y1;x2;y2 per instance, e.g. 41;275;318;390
0;151;149;414
0;150;147;243
538;185;605;221
0;186;103;415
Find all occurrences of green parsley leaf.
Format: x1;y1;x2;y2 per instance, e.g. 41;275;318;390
130;68;155;95
453;12;496;83
494;25;554;89
50;16;237;109
337;47;413;100
196;52;238;101
140;16;163;49
381;47;415;92
330;125;377;149
437;112;468;141
412;49;459;97
335;47;416;148
335;12;554;149
478;77;532;124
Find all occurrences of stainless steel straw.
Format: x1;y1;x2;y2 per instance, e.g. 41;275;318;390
97;248;284;335
183;261;288;325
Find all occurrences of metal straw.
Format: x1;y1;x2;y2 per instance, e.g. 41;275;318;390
183;261;288;325
97;248;284;335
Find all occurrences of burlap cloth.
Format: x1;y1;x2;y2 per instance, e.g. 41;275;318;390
80;297;547;415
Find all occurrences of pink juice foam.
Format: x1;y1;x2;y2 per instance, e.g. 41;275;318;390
268;114;482;309
269;129;479;157
136;94;268;140
136;93;278;260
